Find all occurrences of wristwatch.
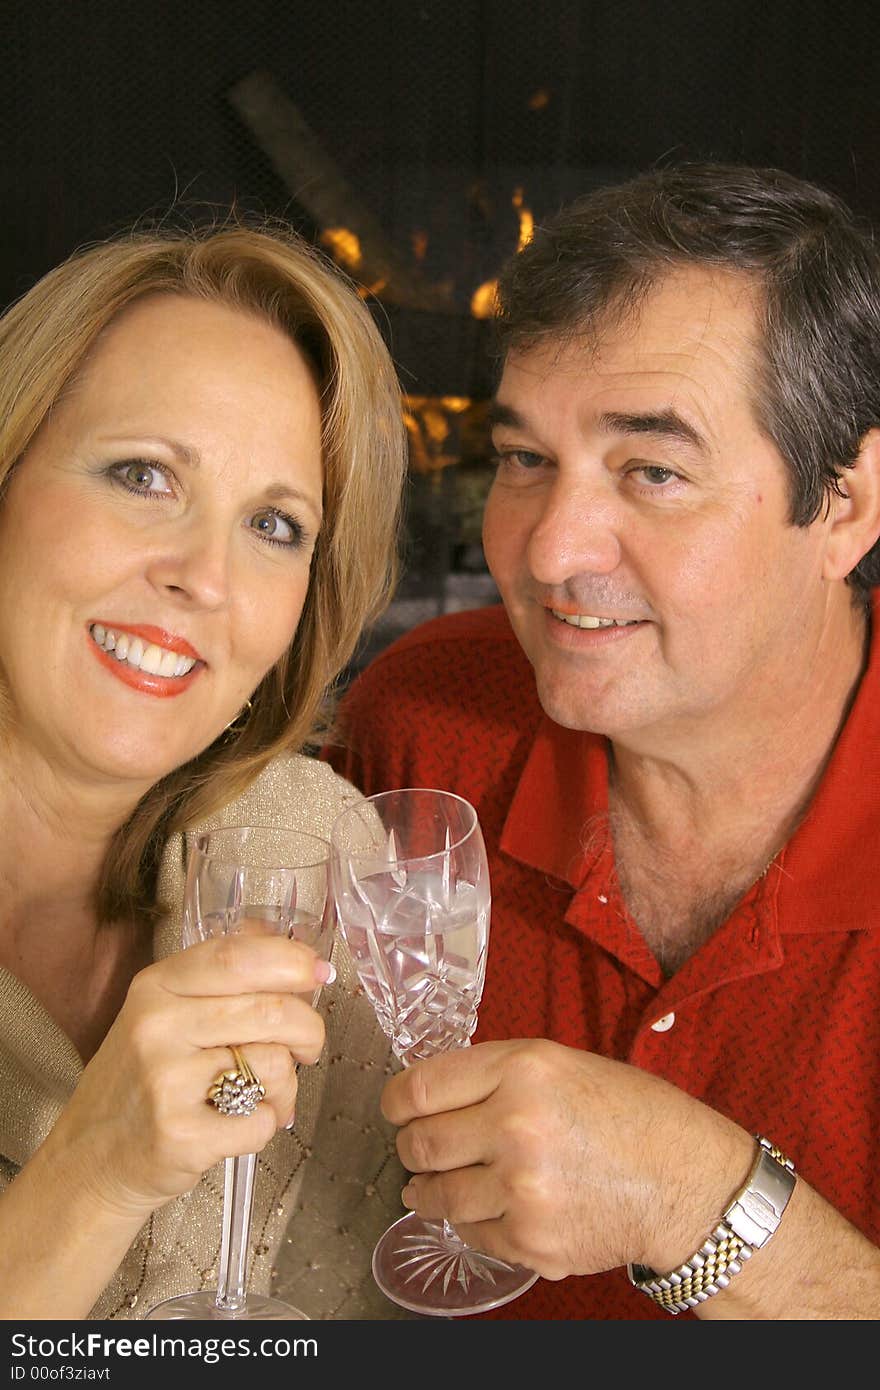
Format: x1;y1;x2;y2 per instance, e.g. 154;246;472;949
628;1135;796;1315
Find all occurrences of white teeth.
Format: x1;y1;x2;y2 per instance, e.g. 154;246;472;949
550;609;638;629
90;625;196;678
139;643;165;676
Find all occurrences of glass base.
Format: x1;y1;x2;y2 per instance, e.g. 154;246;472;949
372;1213;538;1316
144;1290;309;1320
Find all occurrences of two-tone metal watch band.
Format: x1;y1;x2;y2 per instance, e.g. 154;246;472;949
628;1135;796;1315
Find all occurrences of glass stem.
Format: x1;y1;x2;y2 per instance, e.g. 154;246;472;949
215;1152;257;1313
437;1038;472;1247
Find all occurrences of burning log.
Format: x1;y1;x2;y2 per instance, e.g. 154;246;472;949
228;70;456;314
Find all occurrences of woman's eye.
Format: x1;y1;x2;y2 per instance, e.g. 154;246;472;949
110;460;173;495
248;507;304;548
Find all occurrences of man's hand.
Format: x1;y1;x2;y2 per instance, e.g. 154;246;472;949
382;1038;753;1280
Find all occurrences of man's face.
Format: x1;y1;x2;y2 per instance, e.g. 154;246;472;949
483;267;848;746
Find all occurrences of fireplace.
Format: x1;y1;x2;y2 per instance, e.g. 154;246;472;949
227;71;576;676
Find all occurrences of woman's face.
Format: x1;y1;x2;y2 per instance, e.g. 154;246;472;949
0;292;324;795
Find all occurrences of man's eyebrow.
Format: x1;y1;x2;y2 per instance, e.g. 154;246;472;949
487;401;526;431
598;410;707;451
488;403;708;453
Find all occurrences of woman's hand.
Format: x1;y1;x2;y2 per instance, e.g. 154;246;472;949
51;930;332;1221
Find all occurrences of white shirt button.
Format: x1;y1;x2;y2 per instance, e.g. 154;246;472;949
651;1012;675;1032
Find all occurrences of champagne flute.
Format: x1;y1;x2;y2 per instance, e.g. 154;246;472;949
329;788;538;1316
145;825;333;1321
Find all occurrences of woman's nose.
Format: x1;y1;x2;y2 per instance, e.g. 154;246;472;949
526;478;623;585
144;516;233;609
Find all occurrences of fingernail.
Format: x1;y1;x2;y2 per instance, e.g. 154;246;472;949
401;1183;416;1210
284;1112;296;1132
315;960;336;985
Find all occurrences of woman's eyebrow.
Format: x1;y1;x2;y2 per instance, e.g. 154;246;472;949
97;433;323;521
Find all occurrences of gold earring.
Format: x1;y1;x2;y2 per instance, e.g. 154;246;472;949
223;698;253;741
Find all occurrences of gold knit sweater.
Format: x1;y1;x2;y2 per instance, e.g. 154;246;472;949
0;753;413;1320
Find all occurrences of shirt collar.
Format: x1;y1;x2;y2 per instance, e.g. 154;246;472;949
772;593;880;932
499;714;610;889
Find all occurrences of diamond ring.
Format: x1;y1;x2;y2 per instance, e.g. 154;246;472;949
206;1045;265;1116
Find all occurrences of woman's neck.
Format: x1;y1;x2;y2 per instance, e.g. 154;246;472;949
0;742;142;922
0;751;151;1060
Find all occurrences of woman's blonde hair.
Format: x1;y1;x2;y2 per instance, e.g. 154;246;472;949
0;216;407;924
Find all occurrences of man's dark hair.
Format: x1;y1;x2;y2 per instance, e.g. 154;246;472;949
495;162;880;592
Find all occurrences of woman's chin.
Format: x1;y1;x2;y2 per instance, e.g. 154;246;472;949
68;738;207;791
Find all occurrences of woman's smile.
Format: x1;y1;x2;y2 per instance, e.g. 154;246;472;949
88;621;203;697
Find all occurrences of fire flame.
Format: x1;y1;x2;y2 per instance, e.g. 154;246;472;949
512;188;534;250
356;278;388;300
403;395;473;473
316;193;532;322
470;188;534;318
319;227;362;270
470;280;499;319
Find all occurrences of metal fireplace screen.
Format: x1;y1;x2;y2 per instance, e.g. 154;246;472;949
2;1;876;673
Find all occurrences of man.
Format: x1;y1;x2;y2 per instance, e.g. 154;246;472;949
325;164;880;1318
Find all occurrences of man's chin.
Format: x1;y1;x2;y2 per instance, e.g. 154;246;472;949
532;673;615;735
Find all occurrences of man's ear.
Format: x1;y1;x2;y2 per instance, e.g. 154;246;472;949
822;428;880;581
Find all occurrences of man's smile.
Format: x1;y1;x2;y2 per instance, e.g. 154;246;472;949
549;609;642;630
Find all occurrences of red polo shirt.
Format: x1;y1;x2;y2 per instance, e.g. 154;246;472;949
324;601;880;1319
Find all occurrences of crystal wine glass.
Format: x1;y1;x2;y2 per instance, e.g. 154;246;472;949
329;788;538;1316
145;825;334;1321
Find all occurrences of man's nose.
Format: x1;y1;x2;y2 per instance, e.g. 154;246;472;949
144;515;234;609
526;478;622;584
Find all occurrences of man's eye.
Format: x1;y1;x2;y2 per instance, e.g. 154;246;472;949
493;449;547;471
248;507;304;548
636;465;677;486
109;460;173;494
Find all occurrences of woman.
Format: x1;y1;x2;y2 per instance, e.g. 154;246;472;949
0;219;410;1319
